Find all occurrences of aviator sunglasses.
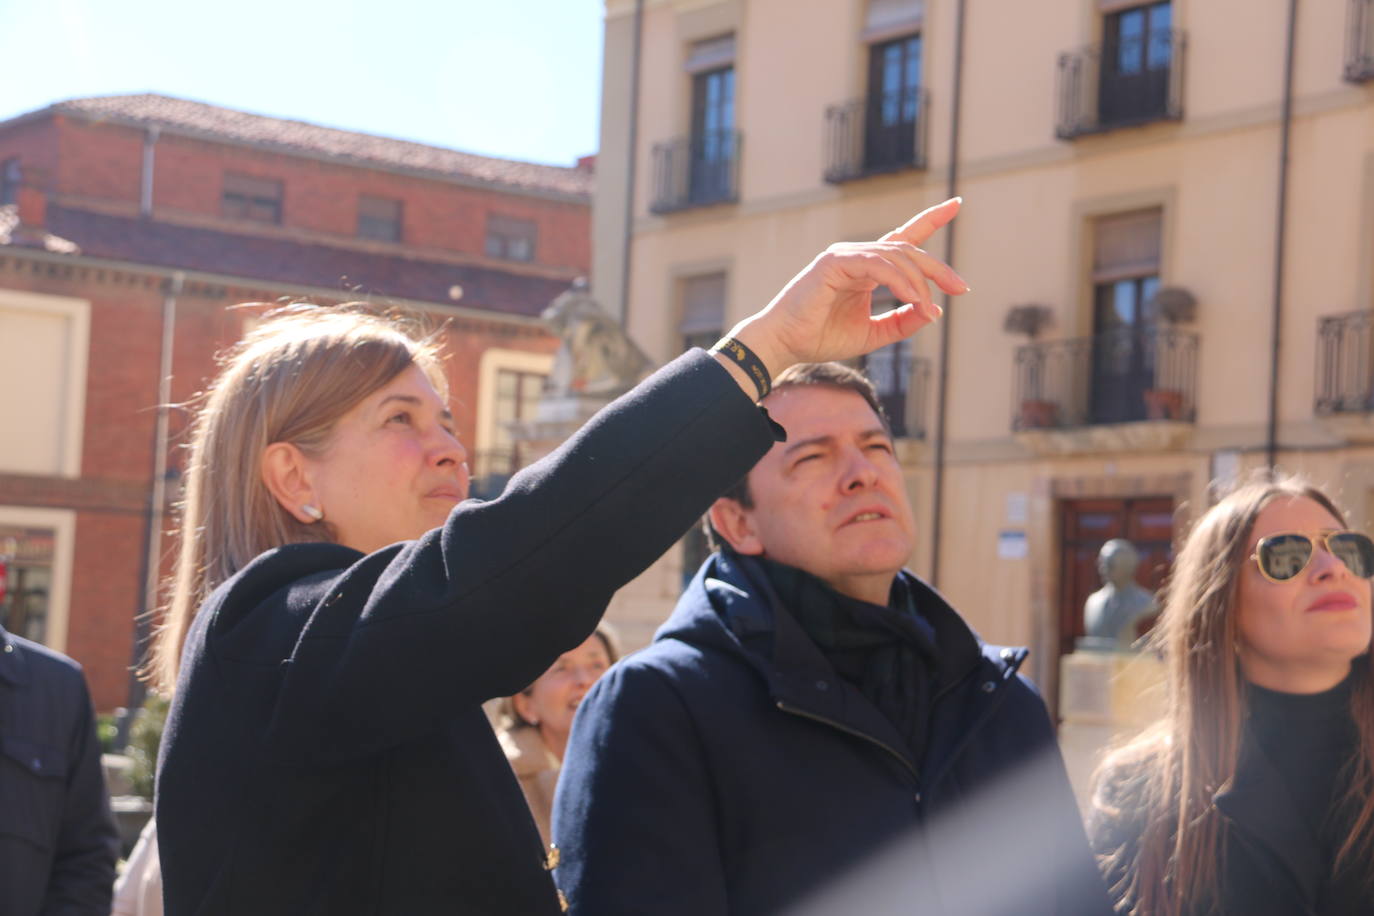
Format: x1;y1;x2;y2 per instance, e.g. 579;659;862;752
1250;530;1374;583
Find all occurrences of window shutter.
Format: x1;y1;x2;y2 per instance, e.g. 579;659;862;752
863;0;924;43
686;34;736;74
680;273;727;336
1092;209;1162;282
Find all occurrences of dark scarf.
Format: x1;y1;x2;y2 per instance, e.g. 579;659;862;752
755;556;939;764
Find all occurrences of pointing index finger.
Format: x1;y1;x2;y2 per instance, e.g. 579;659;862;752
880;197;962;247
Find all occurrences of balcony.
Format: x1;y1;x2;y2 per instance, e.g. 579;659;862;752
649;130;741;214
1347;0;1374;82
1012;327;1197;453
823;89;930;184
1317;309;1374;411
1055;30;1185;139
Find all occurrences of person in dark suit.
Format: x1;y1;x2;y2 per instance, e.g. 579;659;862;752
151;199;969;915
0;624;119;916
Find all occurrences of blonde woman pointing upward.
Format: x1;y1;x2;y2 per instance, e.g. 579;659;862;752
151;200;969;916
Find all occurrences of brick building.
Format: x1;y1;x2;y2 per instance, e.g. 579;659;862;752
0;94;592;711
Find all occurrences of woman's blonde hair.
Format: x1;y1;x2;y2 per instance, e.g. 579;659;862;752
496;623;622;732
146;303;446;693
1093;474;1374;914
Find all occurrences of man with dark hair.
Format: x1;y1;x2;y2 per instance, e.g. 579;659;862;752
553;363;1110;916
0;624;119;915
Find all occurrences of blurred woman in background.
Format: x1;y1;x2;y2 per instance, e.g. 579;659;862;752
498;624;619;846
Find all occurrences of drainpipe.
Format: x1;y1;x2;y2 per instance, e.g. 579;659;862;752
140;127;159;218
618;0;645;327
117;270;182;748
1266;0;1298;471
929;0;968;588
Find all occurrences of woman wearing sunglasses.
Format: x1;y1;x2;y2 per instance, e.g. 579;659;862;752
1089;477;1374;915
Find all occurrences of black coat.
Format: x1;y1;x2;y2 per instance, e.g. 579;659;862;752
154;352;778;916
1091;722;1374;915
0;626;119;916
552;550;1112;916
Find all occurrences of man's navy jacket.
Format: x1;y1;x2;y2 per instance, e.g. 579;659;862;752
0;625;119;916
553;551;1112;915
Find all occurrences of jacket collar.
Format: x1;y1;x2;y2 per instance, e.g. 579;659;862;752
1213;727;1325;903
681;550;1028;780
0;625;28;687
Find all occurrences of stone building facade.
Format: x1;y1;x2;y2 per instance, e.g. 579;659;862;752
591;0;1374;697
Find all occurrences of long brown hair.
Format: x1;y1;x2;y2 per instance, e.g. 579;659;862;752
1092;476;1374;914
146;303;445;693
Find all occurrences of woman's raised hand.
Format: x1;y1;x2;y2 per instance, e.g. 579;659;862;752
722;198;968;384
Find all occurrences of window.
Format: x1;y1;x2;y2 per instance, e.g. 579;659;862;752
485;214;537;262
0;291;90;477
856;289;916;437
0;158;18;206
357;195;402;242
0;507;75;652
470;367;546;499
1099;2;1173;126
649;34;739;213
864;33;922;172
689;64;736;206
0;526;53;644
680;273;726;352
1090;209;1163;423
222;173;283;224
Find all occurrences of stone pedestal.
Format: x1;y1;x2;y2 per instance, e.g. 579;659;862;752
1057;648;1166;814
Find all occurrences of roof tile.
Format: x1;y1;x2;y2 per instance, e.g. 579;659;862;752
40;93;592;200
31;204;571;318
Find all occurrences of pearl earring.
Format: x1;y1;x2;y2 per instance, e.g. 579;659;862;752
301;504;324;522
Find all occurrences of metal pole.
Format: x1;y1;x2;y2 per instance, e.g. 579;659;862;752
117;271;182;748
930;0;968;588
1267;0;1298;472
618;0;646;327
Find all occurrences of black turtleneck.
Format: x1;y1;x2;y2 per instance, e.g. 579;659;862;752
1245;670;1367;911
1247;673;1357;847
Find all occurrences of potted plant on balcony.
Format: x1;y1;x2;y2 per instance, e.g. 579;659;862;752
1142;287;1197;421
1005;304;1058;429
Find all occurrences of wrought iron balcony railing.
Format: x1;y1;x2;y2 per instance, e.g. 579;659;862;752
1012;327;1198;431
649;130;741;214
823;89;930;184
1316;310;1374;414
1056;29;1185;139
1347;0;1374;82
859;353;931;440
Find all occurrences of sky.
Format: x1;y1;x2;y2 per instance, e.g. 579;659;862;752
0;0;606;167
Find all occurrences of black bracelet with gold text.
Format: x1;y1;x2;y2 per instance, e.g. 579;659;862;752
710;336;772;400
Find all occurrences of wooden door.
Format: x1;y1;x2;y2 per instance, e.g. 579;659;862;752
1058;497;1174;659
